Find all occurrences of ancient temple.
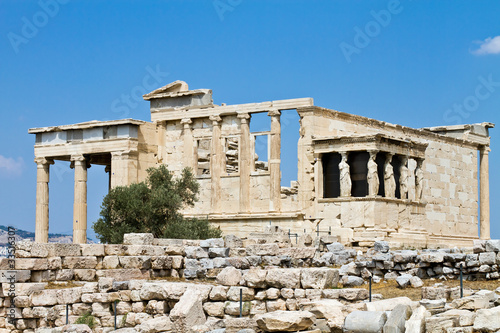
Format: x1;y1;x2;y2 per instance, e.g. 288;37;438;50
29;81;494;247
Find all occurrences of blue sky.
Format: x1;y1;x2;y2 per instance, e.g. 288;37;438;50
1;0;499;240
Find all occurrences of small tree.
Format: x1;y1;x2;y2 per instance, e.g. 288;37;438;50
93;165;221;243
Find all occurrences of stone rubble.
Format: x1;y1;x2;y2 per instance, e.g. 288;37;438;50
1;234;500;332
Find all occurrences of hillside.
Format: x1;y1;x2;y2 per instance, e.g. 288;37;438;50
0;225;92;245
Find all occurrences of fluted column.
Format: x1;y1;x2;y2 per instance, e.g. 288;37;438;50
181;118;194;172
480;147;491;240
268;109;281;212
238;113;251;213
210;115;223;213
72;154;87;244
35;157;54;243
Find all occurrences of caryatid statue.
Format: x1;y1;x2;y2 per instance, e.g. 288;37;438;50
367;150;379;196
339;152;352;197
399;155;409;199
415;158;424;200
384;153;396;198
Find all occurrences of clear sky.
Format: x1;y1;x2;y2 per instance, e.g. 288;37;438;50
1;0;499;241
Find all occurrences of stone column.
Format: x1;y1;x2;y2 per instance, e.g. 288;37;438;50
268;109;281;212
181;118;194;172
209;115;223;213
105;165;111;192
72;154;87;244
35;157;54;243
339;152;351;197
399;155;409;200
415;158;424;201
238;113;251;213
480;147;491;240
367;150;379;197
384;153;396;198
110;150;138;188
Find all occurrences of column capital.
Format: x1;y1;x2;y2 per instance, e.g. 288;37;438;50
368;149;379;156
267;109;281;117
111;150;138;159
209;115;222;125
70;154;86;162
237;113;250;123
181;118;193;127
34;157;54;165
480;146;491;154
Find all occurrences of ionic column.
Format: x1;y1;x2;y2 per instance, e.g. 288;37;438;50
367;150;379;197
268;109;281;212
181;118;195;172
35;157;54;243
110;150;138;188
480;147;491;240
238;113;251;213
105;165;111;191
209;115;223;213
72;154;87;244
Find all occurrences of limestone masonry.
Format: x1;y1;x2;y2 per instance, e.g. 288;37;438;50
2;233;500;332
29;80;494;247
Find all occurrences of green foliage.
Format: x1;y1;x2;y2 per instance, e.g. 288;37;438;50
93;165;221;243
163;217;222;239
75;311;96;328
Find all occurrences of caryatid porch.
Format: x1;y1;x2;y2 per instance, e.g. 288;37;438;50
29;119;156;243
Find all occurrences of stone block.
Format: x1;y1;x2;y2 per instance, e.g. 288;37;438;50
243;268;267;288
266;268;301;289
118;256;151;269
420;252;444;263
48;244;81;257
256;310;315;332
485;240;500;252
30;243;49;257
185;246;209;259
366;297;413;312
405;305;429;333
95;268;149;281
344;311;387;333
246;244;279;256
383;304;412;333
123;233;154;245
473;305;500;332
80;244;105;256
209;285;229;301
227;286;254;301
15;258;48;270
339;288;369;301
216;266;242;286
224;234;243;248
301;268;339;289
170;287;206;332
479;252;496;265
425;316;457;333
209;247;230;258
135;316;172;333
203;302;225;317
62;256;97;269
200;238;225;248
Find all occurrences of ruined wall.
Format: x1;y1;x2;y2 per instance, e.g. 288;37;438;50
297;107;481;246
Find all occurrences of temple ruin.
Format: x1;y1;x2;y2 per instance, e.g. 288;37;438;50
29;80;494;247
